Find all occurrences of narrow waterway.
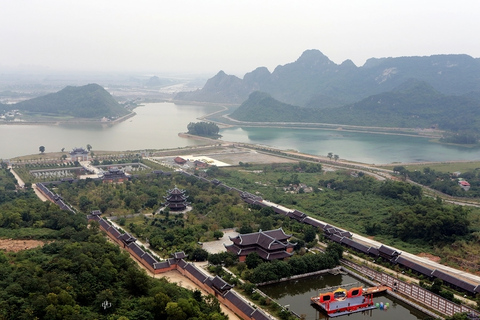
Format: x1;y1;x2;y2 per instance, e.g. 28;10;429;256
259;273;429;320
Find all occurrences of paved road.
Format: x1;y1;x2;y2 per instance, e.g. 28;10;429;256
8;166;25;187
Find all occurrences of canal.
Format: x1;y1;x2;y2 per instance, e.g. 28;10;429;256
259;273;430;320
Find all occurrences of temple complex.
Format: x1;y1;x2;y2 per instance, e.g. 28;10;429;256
224;228;296;262
163;186;189;211
70;147;89;162
102;167;129;183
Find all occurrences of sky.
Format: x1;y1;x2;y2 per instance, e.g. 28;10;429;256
1;0;480;77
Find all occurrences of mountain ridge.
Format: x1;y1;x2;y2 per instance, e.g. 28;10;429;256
230;81;480;135
175;50;480;108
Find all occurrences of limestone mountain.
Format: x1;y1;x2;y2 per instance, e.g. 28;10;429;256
231;81;480;134
175;50;480;108
175;71;250;104
12;84;129;119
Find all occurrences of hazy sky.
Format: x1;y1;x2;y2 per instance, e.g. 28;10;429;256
1;0;479;77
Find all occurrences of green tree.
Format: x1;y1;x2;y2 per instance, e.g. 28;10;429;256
213;230;224;240
334;154;339;162
327;152;333;160
245;252;262;269
303;226;317;243
39;146;45;153
190;248;209;261
86;144;93;151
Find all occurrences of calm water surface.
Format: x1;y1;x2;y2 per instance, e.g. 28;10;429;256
259;274;429;320
220;127;480;164
0;103;218;159
2;102;480;164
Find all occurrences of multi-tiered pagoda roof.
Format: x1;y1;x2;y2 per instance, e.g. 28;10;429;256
225;228;296;261
163;186;190;211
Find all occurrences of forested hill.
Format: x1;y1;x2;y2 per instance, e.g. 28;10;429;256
230;82;480;134
230;91;308;122
174;49;480;108
12;83;129;119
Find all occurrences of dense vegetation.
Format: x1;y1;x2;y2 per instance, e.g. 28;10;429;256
245;243;343;283
186;121;220;137
0;168;227;320
203;163;480;270
394;166;480;198
8;84;129;119
55;173;318;257
51;160;480;271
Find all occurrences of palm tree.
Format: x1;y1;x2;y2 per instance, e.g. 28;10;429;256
327;152;333;160
334;154;339;162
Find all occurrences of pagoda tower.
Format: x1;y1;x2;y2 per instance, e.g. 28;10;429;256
163;186;189;211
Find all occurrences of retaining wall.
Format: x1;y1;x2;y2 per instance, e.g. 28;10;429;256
343;259;479;317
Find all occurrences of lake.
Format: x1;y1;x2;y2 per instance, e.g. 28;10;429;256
0;103;218;159
1;102;480;164
259;273;429;320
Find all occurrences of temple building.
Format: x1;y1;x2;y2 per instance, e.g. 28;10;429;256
163;186;190;211
70;147;89;162
102;167;129;183
224;228;296;262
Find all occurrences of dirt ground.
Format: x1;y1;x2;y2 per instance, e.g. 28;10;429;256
155;269;242;320
208;148;297;165
0;239;45;252
417;252;442;263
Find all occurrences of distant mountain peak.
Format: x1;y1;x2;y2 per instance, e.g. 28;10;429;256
175;50;480;107
340;59;357;68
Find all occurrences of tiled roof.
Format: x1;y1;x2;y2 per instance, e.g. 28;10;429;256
127;242;145;258
431;269;477;292
99;219;112;231
108;227;121;239
153;261;171;270
142;252;158;267
210;276;233;291
119;233;137;243
394;256;433;277
378;245;401;256
368;247;379;256
341;238;370;254
224;291;255;316
329;234;344;243
303;217;326;228
251;309;271;320
177;259;188;269
173;251;187;259
185;263;208;283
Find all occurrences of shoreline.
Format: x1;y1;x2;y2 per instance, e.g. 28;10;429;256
212;114;445;139
0;110;136;126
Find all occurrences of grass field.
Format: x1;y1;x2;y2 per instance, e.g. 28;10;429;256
380;161;480;173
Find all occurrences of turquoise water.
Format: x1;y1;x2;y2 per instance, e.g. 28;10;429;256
1;102;480;164
259;273;429;320
0;103;217;159
220;126;480;164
